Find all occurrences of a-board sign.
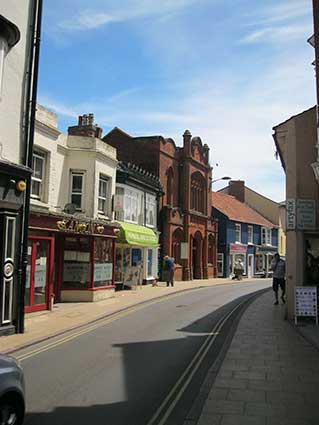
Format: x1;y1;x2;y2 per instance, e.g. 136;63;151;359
295;286;318;325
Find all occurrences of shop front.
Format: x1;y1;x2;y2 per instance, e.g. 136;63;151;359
115;222;159;288
28;212;117;310
229;243;248;277
255;248;276;277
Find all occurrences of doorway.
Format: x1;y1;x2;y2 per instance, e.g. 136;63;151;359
25;236;54;313
248;254;254;278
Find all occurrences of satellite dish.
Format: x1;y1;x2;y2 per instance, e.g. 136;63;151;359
63;203;77;214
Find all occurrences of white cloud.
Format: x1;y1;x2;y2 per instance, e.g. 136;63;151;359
59;0;198;32
240;24;311;44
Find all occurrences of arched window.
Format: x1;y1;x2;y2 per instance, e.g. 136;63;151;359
172;228;183;264
191;172;206;213
166;167;174;206
208;234;215;264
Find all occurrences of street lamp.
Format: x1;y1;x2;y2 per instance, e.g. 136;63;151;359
211;176;231;184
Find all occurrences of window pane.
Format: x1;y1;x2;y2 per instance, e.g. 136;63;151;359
98;198;105;212
34;156;43;178
99;178;108;197
71;194;82;208
72;175;83;192
31;180;41;197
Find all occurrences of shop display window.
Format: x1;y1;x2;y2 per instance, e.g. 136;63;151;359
63;237;91;289
94;238;113;287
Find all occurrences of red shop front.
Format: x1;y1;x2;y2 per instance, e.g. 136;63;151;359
26;212;118;312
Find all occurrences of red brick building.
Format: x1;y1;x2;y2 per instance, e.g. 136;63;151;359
104;128;218;281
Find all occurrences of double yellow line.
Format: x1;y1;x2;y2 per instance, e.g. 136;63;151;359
15;290;197;362
146;299;247;425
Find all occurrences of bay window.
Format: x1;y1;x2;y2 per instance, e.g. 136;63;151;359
98;175;109;216
146;194;156;227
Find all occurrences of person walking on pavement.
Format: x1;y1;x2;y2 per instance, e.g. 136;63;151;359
270;253;286;305
163;255;175;287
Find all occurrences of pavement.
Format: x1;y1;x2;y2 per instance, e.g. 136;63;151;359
189;290;319;425
1;278;319;425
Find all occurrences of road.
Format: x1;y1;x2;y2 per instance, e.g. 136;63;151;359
15;280;270;425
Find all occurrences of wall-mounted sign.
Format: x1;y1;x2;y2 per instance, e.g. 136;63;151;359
57;219;104;235
295;286;318;325
297;199;316;230
180;242;189;259
229;243;247;254
286;199;296;230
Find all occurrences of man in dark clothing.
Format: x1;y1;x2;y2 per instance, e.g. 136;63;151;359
270;253;286;305
163;255;175;287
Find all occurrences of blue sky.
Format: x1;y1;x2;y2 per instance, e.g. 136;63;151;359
38;0;314;201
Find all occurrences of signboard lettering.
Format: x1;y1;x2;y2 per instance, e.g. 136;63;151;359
296;199;316;230
286;199;296;230
57;219;104;235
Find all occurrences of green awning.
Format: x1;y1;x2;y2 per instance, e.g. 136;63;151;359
116;222;159;247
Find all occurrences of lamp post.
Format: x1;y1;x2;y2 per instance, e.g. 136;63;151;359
211;176;231;184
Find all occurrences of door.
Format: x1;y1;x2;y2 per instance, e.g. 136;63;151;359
248;254;254;278
217;253;224;277
25;237;54;313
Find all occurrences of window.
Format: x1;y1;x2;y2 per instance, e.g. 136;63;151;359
191;172;205;213
261;227;272;245
122;187;144;224
115;186;125;221
98;175;109;215
31;151;45;200
146;194;156;227
71;172;84;210
208;234;215;264
166;167;174;206
248;225;253;244
235;223;241;243
172;228;183;264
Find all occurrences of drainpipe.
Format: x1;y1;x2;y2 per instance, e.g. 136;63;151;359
17;0;43;333
311;0;319;180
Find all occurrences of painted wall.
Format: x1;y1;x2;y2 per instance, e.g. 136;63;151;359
32;105;117;219
0;1;31;164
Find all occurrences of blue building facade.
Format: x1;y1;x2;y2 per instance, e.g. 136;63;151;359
212;192;278;278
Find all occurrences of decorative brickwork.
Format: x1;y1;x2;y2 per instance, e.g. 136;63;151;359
104;128;218;280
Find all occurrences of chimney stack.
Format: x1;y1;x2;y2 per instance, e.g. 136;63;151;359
68;113;103;138
228;180;245;203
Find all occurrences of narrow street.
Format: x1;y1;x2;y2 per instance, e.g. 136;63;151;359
15;281;270;425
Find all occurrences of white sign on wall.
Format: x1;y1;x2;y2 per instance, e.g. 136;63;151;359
295;286;318;325
114;194;124;212
94;263;113;282
180;242;189;260
286;199;296;230
296;199;316;230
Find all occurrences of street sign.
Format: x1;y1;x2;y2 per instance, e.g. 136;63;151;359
286;199;296;230
295;286;318;325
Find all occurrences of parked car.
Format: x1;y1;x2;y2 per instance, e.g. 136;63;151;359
0;354;25;425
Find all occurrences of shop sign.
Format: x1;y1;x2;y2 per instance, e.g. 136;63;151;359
295;286;318;325
57;218;105;235
286;199;296;230
229;243;247;254
296;199;316;230
94;263;113;282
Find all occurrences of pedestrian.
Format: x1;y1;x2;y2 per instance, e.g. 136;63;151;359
163;255;175;287
270;253;286;305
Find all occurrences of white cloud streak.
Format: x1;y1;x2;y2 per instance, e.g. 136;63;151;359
59;0;197;32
